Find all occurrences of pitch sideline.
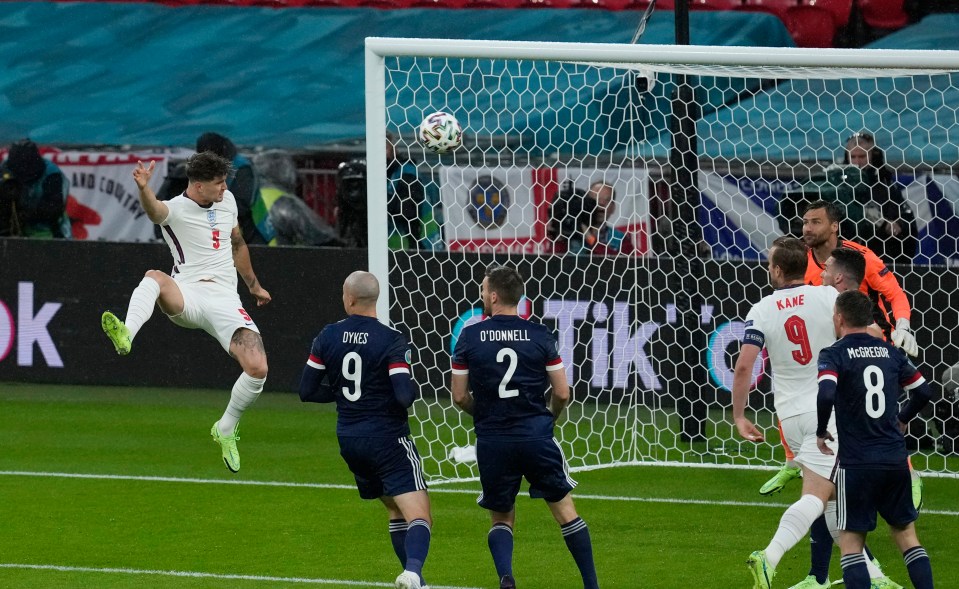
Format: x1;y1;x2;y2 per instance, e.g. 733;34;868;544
1;469;957;516
0;563;484;589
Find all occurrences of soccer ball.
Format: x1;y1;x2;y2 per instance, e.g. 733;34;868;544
418;111;462;154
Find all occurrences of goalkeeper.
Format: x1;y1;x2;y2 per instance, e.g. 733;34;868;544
760;200;920;498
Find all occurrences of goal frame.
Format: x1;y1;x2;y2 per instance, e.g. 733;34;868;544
365;38;959;320
364;38;959;479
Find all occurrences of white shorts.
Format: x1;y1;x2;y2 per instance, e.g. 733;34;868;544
167;280;260;353
781;411;838;480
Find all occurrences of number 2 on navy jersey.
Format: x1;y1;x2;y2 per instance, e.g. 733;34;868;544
496;348;519;398
341;351;362;401
784;315;812;365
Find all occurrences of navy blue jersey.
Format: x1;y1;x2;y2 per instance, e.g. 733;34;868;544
306;315;412;438
451;315;564;440
817;333;926;469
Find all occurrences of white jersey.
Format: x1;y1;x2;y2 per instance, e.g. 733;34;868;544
159;190;239;288
743;284;839;419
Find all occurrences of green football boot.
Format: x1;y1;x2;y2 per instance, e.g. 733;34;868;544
870;576;904;589
211;421;240;473
101;311;131;356
747;550;776;589
788;575;829;589
911;469;924;512
760;464;802;495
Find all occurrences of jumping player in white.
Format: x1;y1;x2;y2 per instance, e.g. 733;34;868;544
100;152;271;473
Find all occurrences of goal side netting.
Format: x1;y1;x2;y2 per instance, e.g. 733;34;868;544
365;39;959;483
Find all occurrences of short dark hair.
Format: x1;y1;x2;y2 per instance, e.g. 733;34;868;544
771;236;808;281
186;151;232;183
835;290;874;328
830;248;866;286
485;265;524;306
803;199;844;224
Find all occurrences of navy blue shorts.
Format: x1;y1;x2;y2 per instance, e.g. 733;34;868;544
475;437;577;513
338;436;427;500
834;466;917;532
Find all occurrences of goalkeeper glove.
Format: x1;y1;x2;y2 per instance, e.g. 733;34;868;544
891;318;919;357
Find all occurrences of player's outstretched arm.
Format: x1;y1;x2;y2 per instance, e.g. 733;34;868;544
132;160;169;224
732;343;764;442
231;227;271;306
450;373;474;415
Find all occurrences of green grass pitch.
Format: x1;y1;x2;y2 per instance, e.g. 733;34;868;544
0;383;955;588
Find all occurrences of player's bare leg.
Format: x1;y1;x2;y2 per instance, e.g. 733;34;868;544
547;494;599;589
210;328;267;472
392;490;431;589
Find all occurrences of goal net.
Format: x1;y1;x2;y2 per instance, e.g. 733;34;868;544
364;38;959;483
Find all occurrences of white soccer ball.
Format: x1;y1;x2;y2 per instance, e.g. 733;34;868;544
418;111;462;154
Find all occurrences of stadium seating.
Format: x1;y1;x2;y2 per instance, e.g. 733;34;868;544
739;0;853;47
568;0;646;9
656;0;745;10
857;0;908;29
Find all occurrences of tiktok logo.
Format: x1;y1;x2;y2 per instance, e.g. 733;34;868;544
0;282;64;367
706;321;765;392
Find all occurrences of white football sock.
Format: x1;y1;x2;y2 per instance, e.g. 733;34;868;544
766;494;825;568
218;372;265;435
865;550;884;579
124;277;160;341
824;500;840;542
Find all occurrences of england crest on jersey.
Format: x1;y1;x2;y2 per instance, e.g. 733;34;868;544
207;210;217;227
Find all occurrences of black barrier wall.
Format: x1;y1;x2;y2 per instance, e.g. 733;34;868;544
0;239;362;391
2;240;957;400
391;251;959;408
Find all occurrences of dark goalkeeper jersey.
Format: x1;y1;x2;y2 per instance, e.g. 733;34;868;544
451;314;564;440
817;333;925;469
307;315;412;438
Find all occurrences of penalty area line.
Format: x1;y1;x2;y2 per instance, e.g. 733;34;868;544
2;470;957;517
0;563;484;589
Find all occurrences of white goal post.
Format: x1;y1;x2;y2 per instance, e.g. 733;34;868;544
365;37;959;483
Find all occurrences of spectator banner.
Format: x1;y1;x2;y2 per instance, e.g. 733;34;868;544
55;152;167;242
440;166;543;254
438;165;649;255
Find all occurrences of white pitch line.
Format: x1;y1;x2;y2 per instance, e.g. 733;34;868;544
0;563;483;589
1;470;957;517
